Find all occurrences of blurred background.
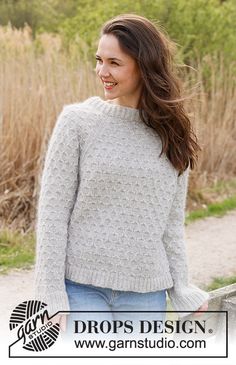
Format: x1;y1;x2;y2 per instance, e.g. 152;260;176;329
0;0;235;286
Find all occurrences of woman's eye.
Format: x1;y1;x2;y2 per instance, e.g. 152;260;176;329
95;58;118;65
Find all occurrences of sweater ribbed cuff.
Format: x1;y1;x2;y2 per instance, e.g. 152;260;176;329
34;290;70;318
167;284;210;318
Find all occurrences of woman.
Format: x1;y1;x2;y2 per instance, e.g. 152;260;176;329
34;14;209;339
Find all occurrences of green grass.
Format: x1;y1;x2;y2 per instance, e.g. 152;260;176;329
0;228;35;274
205;275;236;291
185;195;236;225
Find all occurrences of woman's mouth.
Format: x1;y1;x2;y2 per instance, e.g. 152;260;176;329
103;81;118;90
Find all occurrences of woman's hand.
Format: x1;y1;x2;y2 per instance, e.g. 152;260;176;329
50;314;67;332
193;301;209;317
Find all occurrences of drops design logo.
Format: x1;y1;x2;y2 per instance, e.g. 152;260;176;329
9;300;60;352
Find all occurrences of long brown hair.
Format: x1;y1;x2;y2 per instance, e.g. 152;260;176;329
100;13;201;176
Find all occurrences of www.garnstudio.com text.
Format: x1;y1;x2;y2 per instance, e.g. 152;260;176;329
73;337;206;351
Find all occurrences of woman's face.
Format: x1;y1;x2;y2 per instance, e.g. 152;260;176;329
95;34;142;109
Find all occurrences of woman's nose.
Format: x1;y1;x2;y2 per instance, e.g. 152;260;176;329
98;64;110;78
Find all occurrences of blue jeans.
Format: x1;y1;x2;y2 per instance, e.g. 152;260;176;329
62;278;167;341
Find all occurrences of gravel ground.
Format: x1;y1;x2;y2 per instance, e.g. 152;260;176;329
1;210;236;338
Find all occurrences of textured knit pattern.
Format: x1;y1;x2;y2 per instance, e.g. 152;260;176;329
34;96;209;318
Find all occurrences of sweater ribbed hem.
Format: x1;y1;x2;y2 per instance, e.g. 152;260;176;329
84;96;142;122
167;284;210;318
65;264;174;293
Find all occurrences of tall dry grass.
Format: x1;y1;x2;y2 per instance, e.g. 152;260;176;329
189;55;236;186
0;24;235;232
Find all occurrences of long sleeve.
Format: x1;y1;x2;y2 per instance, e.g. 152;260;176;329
163;167;209;318
34;106;80;316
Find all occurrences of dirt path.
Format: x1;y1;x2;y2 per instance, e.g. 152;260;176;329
1;210;236;338
186;210;236;286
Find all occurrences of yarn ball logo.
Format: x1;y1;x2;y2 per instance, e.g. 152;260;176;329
9;300;60;352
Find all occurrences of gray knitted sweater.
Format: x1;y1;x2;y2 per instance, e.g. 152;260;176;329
34;96;209;318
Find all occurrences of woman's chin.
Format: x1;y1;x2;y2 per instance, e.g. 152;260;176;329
104;93;118;101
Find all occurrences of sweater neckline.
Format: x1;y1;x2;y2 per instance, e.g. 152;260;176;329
84;96;142;122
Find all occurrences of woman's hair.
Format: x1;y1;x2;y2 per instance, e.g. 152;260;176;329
100;14;201;176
